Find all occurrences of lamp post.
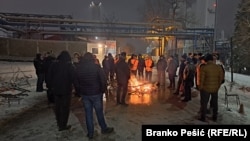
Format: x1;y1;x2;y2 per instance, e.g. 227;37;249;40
158;37;161;56
213;0;218;52
230;37;233;83
89;1;102;20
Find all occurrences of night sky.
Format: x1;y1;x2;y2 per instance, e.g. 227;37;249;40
0;0;144;22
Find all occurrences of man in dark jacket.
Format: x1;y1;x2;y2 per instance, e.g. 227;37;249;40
156;55;167;86
182;57;195;102
75;52;114;139
173;54;187;95
115;52;130;106
33;53;45;92
166;55;178;89
44;51;56;103
137;54;145;81
102;55;110;80
108;53;115;81
47;50;75;131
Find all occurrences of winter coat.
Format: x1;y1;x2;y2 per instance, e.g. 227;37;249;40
33;53;45;75
75;61;107;96
166;58;178;75
102;58;110;72
178;60;186;77
183;63;195;87
47;55;75;96
156;58;167;71
200;61;224;93
108;55;115;72
44;55;56;86
115;58;130;85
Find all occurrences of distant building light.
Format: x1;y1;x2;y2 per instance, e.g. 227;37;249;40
98;43;103;48
213;3;216;7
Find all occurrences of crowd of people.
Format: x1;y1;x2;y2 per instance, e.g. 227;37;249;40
170;52;225;122
33;51;115;139
112;51;224;122
32;50;225;139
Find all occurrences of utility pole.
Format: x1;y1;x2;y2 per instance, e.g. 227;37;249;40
213;0;218;52
230;37;233;83
158;37;161;56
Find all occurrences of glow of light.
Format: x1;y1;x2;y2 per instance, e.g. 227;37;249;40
90;1;102;7
128;76;154;105
98;43;102;48
213;3;216;7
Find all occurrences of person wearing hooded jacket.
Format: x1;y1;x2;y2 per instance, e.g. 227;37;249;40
43;51;56;103
47;50;75;131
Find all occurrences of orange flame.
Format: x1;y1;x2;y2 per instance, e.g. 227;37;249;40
128;76;156;105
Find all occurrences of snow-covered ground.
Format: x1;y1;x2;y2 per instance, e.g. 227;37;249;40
0;61;250;141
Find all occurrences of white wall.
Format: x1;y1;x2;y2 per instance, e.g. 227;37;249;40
87;43;105;66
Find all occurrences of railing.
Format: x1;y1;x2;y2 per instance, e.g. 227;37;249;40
0;13;214;39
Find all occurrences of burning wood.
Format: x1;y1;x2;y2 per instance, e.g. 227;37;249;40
128;76;157;96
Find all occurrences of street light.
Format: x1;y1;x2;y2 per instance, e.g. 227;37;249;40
213;0;218;52
89;1;102;7
89;1;102;20
158;37;162;56
230;37;234;83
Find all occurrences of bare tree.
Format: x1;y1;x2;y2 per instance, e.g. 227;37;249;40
101;12;119;40
138;0;196;28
